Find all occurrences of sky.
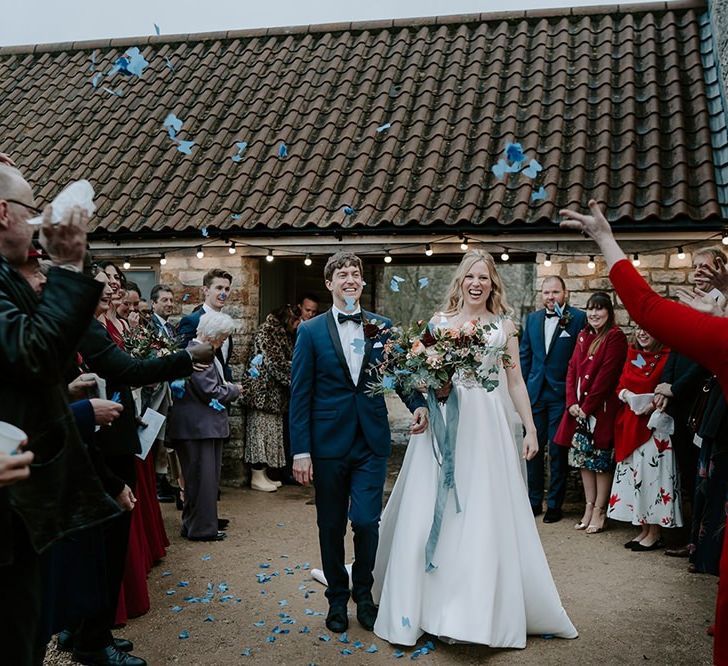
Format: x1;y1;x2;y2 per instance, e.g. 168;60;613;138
2;0;661;47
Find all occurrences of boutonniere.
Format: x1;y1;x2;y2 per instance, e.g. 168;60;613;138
554;303;572;329
363;318;388;340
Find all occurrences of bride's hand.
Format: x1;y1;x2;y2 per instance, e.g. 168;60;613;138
522;432;538;461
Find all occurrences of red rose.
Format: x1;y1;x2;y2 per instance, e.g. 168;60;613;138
363;322;381;339
421;329;437;347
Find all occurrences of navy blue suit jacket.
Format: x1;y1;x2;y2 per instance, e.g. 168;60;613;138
519;305;587;403
290;309;425;459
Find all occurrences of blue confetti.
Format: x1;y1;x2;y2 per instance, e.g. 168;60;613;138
254;620;265;627
259;563;270;569
522;158;543;179
302;562;310;570
110;56;130;76
341;649;353;656
182;294;190;302
401;616;411;628
165;56;175;72
278;142;288;159
276;523;285;528
110;391;121;403
201;227;209;238
351;339;366;355
201;555;211;561
299;626;310;634
154;23;161;35
218;582;228;592
209;399;225;412
171;605;183;613
318;634;331;642
230;213;241;220
272;626;289;635
418;277;430;289
125;47;149;78
632;353;647;368
344;296;356;312
231;141;248;162
89;51;97;71
531;186;547;202
178;630;189;640
393;650;405;658
166;589;176;596
411;647;430;659
91;73;102;88
219;595;235;602
554;302;564;318
241;648;252;656
365;644;378;653
161;570;172;577
170;379;186;399
265;636;276;643
343;205;355;215
505;142;526;164
100;86;123;97
251;354;264;366
505;160;523;174
164;113;183;139
382;375;396;390
178;581;189;587
204;615;214;622
284;567;294;575
305;609;325;616
389;275;405;292
376;122;391;133
543;633;555;640
176;140;195;155
278;599;288;607
491;159;507;180
352;641;364;649
248;366;260;379
339;632;349;644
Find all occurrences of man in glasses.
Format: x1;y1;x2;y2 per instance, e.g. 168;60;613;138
0;161;120;665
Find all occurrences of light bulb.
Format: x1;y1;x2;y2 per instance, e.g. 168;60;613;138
587;255;596;269
159;254;167;266
304;254;312;267
425;244;433;257
228;242;236;255
196;246;204;259
722;233;728;246
677;247;685;260
122;257;131;270
266;250;274;263
460;237;469;251
632;253;640;267
384;252;392;264
500;248;509;262
544;254;552;267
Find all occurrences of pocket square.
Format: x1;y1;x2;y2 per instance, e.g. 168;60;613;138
373;341;383;348
559;330;571;338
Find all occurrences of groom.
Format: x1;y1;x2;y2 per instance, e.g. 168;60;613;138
290;251;429;633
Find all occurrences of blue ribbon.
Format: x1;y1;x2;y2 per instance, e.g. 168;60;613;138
424;387;462;572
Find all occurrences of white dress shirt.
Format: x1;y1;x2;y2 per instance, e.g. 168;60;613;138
544;311;559;353
202;303;230;361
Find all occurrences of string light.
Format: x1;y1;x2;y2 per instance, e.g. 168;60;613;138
677;246;685;260
425;244;433;257
196;246;204;259
543;254;552;267
228;241;236;255
460;236;469;251
587;255;596;269
384;251;392;264
500;248;510;262
122;257;131;270
723;232;728;246
304;254;312;267
632;252;640;267
159;253;167;266
266;249;274;263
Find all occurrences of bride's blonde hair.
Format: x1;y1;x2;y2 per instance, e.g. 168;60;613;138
441;250;511;316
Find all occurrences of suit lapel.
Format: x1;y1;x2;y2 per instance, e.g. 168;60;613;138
326;309;356;388
535;309;547;357
356;311;374;389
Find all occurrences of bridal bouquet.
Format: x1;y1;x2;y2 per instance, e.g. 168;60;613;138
122;326;179;359
367;318;510;400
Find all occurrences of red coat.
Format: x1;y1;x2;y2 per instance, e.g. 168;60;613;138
613;345;670;462
554;325;628;450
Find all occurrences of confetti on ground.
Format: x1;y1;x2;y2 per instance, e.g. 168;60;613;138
305;609;325;616
259;563;271;569
341;649;353;656
204;615;214;622
543;633;555;639
166;590;176;596
393;649;405;658
178;630;189;640
162;571;172;577
254;620;265;627
266;636;276;643
171;605;183;613
318;634;331;642
219;595;235;602
365;644;378;653
352;641;364;649
201;555;211;561
299;626;310;634
278;599;288;607
531;186;547;202
285;568;294;575
241;648;252;656
272;626;289;635
376;122;391;133
339;632;349;644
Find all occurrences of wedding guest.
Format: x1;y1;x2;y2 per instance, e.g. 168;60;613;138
16;244;48;295
609;327;680;551
558;199;728;666
242;304;297;492
118;282;142;328
297;292;320;322
97;261;131;347
167;312;241;541
178;268;235;380
149;284;176;339
520;275;586;521
0;163;117;665
554;292;627;534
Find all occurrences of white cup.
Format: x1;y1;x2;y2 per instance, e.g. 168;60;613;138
0;422;27;455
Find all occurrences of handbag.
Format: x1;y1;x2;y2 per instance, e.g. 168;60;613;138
571;417;595;455
687;376;714;433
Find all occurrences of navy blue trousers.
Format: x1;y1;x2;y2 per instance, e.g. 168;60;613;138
527;385;569;510
312;431;387;606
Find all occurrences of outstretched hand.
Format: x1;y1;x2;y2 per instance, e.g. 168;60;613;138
675;287;726;316
558;200;627;270
694;256;728;295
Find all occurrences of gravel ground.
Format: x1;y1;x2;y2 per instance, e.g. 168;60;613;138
44;448;716;666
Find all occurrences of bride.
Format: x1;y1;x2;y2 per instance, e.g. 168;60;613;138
372;250;578;648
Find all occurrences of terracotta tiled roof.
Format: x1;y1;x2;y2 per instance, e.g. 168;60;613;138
0;0;725;237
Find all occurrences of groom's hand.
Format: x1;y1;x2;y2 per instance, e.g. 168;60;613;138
410;407;429;435
293;457;314;486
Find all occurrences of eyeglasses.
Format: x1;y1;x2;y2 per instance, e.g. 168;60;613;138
4;198;43;216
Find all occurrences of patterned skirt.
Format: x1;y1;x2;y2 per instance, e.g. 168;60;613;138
568;420;614;473
608;435;683;528
244;410;286;468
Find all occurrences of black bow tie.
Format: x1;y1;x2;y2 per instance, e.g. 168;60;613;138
545;312;559;318
337;312;362;325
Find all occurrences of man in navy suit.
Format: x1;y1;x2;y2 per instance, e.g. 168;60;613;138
178;269;234;381
290;252;429;634
520;275;586;523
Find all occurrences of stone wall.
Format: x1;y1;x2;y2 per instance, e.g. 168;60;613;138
535;249;695;328
160;248;260;485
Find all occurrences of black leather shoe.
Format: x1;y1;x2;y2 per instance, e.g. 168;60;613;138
218;518;230;530
57;633;132;654
156;474;176;503
531;504;543;517
72;645;146;666
356;599;378;631
325;605;349;633
188;531;226;542
631;540;665;552
543;508;563;523
113;638;133;653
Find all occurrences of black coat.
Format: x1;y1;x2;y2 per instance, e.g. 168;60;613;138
77;319;194;457
0;259;120;565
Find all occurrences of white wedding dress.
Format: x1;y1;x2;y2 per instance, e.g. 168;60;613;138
372;318;578;648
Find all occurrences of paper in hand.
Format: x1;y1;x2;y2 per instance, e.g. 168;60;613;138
136;408;166;460
28;180;96;226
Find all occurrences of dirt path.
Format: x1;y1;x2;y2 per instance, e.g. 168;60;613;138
46;463;716;666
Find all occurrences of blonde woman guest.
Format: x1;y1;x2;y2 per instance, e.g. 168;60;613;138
609;327;681;551
554;292;627;534
167;312;241;541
